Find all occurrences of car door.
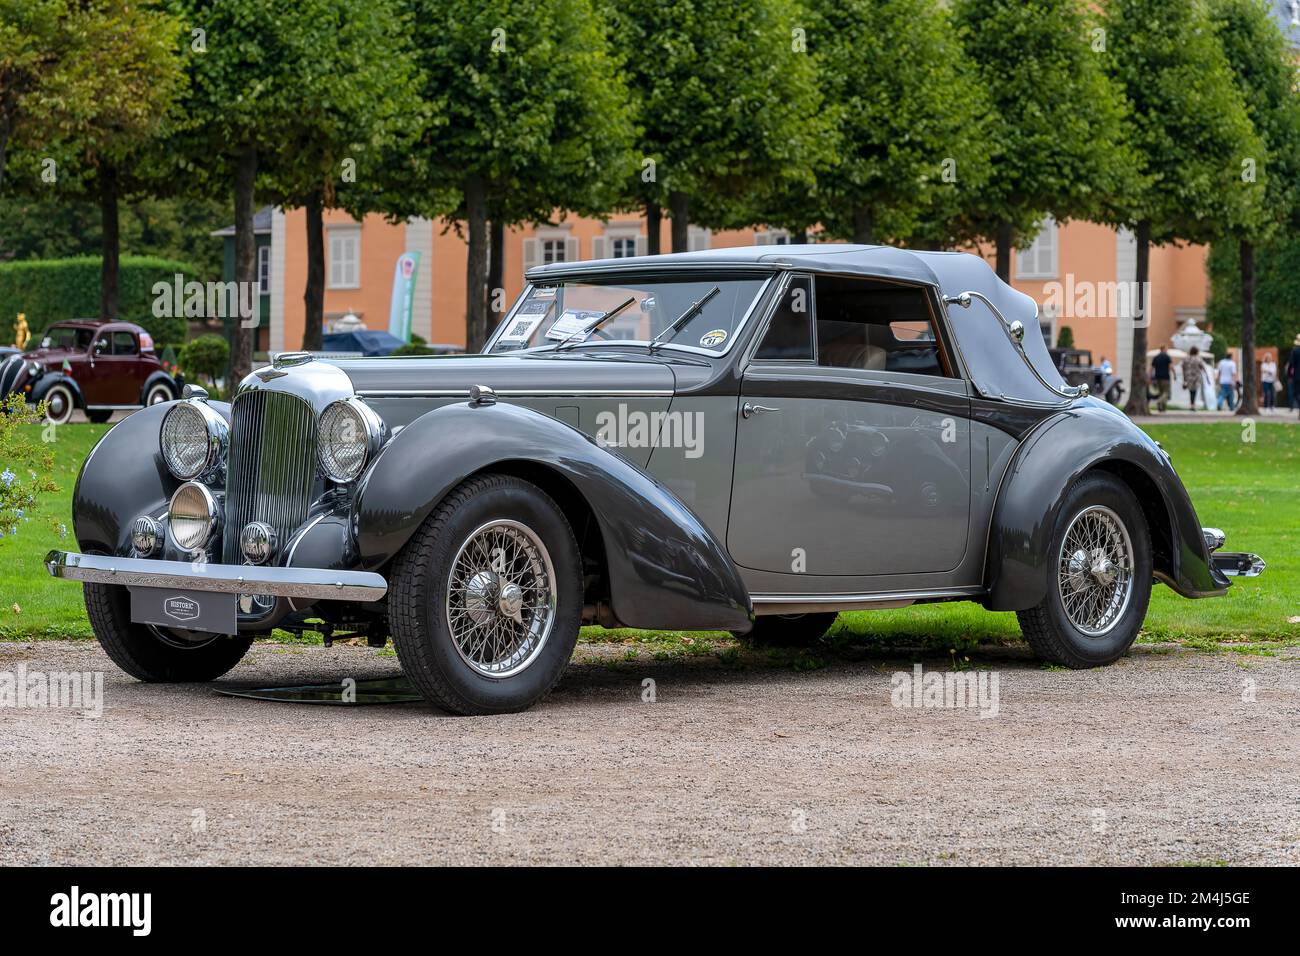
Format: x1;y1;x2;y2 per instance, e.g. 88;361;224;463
78;332;116;406
727;273;972;577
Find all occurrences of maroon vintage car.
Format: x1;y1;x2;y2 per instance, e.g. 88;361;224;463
0;320;181;424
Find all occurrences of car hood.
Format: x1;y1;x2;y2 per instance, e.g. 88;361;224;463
331;351;680;398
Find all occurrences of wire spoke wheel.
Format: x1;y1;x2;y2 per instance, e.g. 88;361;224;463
446;519;556;679
1056;504;1134;637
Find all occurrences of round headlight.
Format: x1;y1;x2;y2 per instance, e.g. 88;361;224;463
168;481;220;552
318;398;382;483
160;400;227;481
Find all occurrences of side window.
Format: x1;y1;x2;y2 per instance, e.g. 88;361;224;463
814;275;949;377
92;335;110;355
754;276;813;361
111;331;138;355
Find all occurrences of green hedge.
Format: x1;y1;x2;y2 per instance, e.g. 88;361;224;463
0;256;199;345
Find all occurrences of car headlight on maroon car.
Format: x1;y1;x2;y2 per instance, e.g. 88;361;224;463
160;399;227;481
168;481;220;551
317;397;383;483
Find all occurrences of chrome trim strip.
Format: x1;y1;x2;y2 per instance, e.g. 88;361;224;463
45;550;387;602
356;388;674;399
750;587;983;614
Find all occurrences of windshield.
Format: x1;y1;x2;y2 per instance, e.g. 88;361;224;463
486;274;769;354
41;326;95;351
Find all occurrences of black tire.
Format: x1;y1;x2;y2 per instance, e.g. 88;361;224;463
86;409;113;424
41;383;76;425
1016;472;1151;668
737;612;838;648
1106;383;1125;406
389;473;583;715
85;582;252;681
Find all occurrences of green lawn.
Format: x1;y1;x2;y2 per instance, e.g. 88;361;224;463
1;419;1296;652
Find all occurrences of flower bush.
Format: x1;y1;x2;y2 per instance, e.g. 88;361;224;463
0;393;60;546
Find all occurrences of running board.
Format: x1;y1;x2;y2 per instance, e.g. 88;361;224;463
750;587;983;616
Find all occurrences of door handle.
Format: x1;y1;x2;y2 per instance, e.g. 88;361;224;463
741;402;780;419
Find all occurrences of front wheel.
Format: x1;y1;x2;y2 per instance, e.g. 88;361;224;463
1016;472;1151;668
389;474;583;715
85;582;252;681
41;383;76;425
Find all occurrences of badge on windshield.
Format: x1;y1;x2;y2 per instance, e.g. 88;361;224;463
699;329;727;348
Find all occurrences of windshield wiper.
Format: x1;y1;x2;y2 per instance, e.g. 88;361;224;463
648;286;721;352
554;296;637;350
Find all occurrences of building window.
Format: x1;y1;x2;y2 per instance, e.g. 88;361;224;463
328;228;361;289
611;237;637;258
542;239;567;264
756;228;791;245
1015;218;1058;280
257;244;271;296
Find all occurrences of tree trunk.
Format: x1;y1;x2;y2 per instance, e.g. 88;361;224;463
995;221;1013;283
98;164;119;321
0;107;11;191
645;200;661;255
464;174;489;351
302;188;325;352
669;191;689;253
852;207;874;245
1237;239;1258;416
231;147;257;385
488;217;505;325
1123;220;1152;417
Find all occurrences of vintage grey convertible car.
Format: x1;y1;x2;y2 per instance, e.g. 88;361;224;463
45;246;1263;714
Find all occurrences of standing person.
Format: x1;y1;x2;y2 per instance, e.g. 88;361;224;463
1216;351;1238;411
1260;354;1277;412
1182;346;1206;411
1151;346;1172;413
1100;355;1113;375
1288;334;1300;416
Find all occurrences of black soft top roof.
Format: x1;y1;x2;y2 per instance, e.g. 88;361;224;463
529;244;1067;404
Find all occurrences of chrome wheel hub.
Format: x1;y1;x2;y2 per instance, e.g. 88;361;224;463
447;519;556;679
1057;504;1134;637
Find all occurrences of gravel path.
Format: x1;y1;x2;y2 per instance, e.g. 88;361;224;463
2;639;1297;865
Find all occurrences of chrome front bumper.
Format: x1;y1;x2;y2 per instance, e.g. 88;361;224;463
44;551;387;602
1201;528;1265;578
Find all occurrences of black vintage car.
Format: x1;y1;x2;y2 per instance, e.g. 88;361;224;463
45;246;1263;714
1050;347;1124;405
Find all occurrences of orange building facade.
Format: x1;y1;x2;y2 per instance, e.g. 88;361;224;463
262;207;1205;371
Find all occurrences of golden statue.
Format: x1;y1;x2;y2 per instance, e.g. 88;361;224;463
13;313;29;350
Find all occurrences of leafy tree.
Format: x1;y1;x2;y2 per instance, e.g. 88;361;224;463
1101;0;1265;415
1056;326;1075;349
3;1;186;321
608;0;829;252
1207;0;1300;415
402;0;635;349
1207;236;1300;358
778;0;988;246
953;0;1136;279
259;0;423;352
179;332;228;389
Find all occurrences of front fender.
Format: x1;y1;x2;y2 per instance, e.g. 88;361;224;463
353;401;753;632
72;401;230;556
984;401;1225;610
31;373;83;408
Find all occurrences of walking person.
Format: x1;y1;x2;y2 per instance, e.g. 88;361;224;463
1288;334;1300;417
1216;351;1238;411
1182;346;1206;411
1151;346;1172;412
1261;354;1277;412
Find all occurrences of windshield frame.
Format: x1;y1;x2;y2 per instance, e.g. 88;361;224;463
484;269;777;359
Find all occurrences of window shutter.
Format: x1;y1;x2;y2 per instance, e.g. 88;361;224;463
635;235;648;256
522;238;540;276
688;228;711;252
592;236;608;260
566;236;580;262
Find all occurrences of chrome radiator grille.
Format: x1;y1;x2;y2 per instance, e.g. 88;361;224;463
222;390;318;563
0;355;22;396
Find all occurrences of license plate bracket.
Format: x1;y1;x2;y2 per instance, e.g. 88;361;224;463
129;586;238;634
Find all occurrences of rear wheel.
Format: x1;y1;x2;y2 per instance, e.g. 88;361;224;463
1016;472;1150;668
144;382;174;407
389;474;583;715
85;582;252;681
737;612;838;648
